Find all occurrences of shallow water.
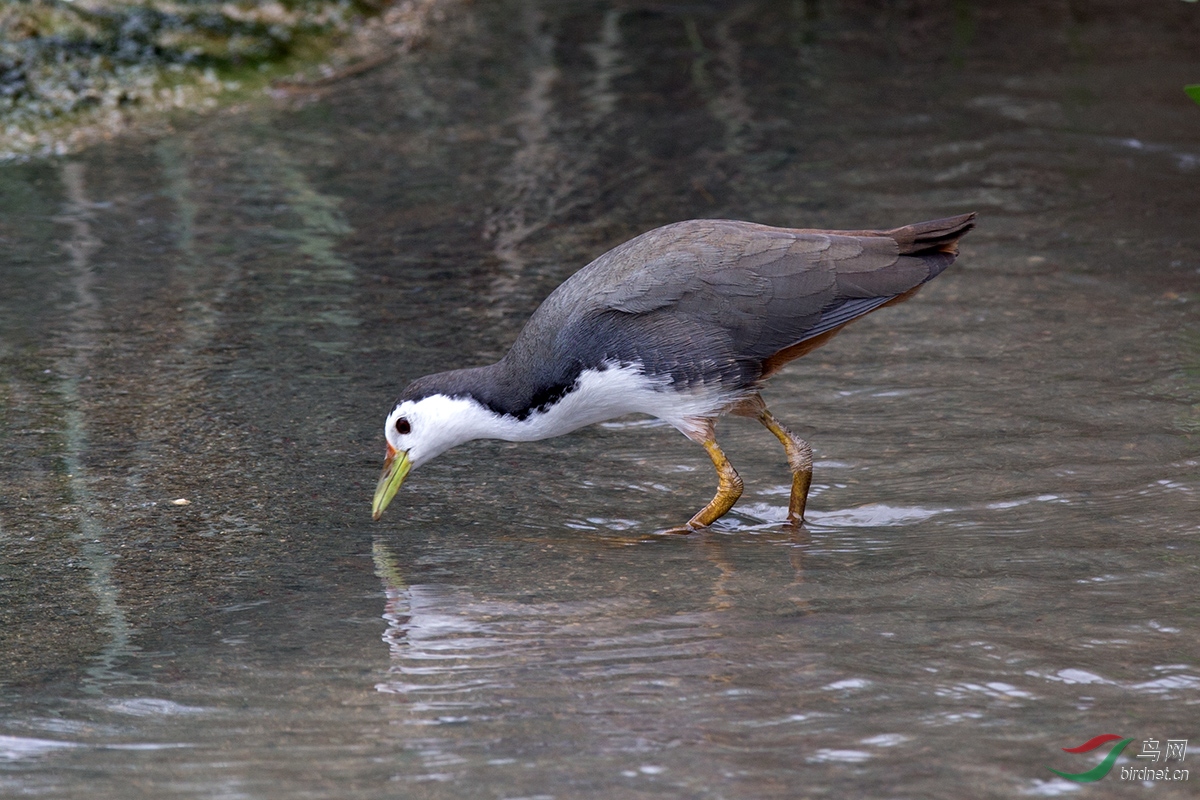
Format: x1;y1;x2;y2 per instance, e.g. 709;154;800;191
1;1;1198;798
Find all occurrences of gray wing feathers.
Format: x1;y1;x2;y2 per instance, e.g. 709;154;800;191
520;214;974;389
603;252;691;313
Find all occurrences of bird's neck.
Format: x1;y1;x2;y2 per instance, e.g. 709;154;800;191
433;359;727;444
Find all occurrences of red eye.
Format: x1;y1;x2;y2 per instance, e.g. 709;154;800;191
394;417;411;435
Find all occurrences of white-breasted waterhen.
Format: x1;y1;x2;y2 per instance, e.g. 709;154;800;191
373;213;975;530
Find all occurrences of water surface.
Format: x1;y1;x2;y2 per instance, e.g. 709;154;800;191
1;2;1198;798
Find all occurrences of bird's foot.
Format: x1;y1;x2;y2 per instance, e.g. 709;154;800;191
782;514;806;529
660;522;704;535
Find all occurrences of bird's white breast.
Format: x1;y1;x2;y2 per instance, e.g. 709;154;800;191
429;361;730;447
524;362;730;440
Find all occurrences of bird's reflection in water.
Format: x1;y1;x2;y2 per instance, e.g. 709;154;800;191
369;527;811;707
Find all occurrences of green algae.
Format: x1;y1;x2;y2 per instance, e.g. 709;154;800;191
0;0;406;159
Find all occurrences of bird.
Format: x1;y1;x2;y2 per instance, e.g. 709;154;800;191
372;213;976;531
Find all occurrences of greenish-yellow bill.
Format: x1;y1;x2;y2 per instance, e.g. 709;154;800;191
372;447;411;520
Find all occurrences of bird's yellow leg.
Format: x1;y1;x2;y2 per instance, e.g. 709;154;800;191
672;431;743;532
731;394;812;524
757;406;813;524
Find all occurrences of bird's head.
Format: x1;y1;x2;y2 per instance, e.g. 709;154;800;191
371;392;498;520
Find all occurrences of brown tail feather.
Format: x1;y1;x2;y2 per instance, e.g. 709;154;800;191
887;212;977;256
792;213;977;255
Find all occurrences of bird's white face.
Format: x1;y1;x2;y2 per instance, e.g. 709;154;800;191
372;394;498;520
384;394;499;468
